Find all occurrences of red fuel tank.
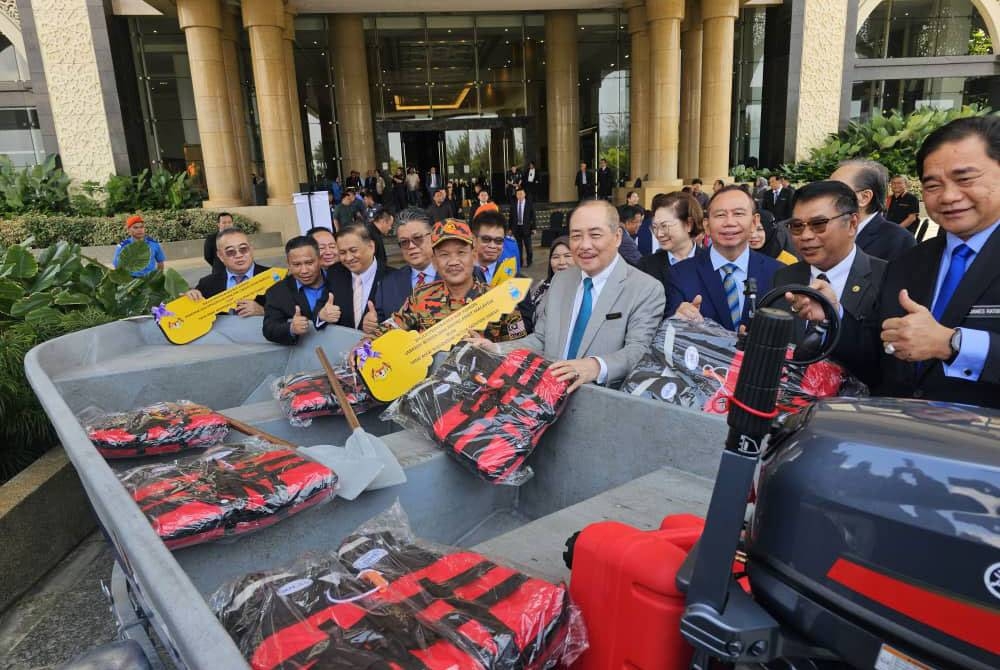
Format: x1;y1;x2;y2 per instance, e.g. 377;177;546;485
569;514;705;670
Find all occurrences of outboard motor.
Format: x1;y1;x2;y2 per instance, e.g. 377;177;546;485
679;287;1000;670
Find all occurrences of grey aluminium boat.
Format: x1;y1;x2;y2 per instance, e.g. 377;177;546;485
24;316;727;669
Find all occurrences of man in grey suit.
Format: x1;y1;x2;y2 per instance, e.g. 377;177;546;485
470;200;664;391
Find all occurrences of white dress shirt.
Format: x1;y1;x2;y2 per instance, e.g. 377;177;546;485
352;260;379;328
564;255;620;383
667;245;697;266
709;246;750;316
810;245;857;301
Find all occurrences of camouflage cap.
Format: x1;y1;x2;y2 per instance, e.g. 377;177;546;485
431;219;474;248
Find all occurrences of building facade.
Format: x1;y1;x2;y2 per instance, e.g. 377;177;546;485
0;0;997;206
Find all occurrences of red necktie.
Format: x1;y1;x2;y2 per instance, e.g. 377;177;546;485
416;271;426;286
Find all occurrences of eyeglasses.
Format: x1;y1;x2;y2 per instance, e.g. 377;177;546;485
398;234;427;249
651;220;682;233
785;212;853;236
222;244;252;257
477;235;505;246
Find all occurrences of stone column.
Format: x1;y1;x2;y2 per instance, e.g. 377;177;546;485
283;10;308;184
698;0;739;183
330;14;376;177
679;0;702;181
544;11;579;203
646;0;684;189
177;0;244;207
242;0;297;205
221;7;254;204
625;1;649;185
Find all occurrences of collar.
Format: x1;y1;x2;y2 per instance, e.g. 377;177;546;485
411;264;435;281
226;265;255;284
582;254;620;293
295;269;327;291
810;244;857;294
353;260;379;284
944;218;1000;257
856;212;877;235
667;244;697;265
710;245;750;274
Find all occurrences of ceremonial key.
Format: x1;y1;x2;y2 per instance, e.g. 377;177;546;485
154;268;287;344
358;277;532;401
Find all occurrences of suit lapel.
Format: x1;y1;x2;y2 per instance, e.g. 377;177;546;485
558;269;580;353
697;254;733;330
577;259;627;356
940;225;1000;327
909;235;947;310
840;250;873;318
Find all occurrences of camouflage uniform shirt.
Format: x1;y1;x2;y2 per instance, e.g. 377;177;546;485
376;279;527;342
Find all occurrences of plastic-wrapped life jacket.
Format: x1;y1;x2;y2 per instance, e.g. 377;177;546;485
384;346;571;485
83;400;230;458
273;367;380;428
119;443;337;549
214;531;582;670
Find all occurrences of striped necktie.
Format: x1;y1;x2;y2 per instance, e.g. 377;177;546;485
721;263;741;328
416;271;427;287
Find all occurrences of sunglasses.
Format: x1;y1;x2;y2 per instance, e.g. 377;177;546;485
785;212;853;236
398;234;427;249
477;235;505;246
222;244;252;257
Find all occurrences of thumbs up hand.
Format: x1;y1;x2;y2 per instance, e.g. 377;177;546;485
881;289;954;362
676;294;705;323
290;304;310;336
361;300;380;336
318;292;341;325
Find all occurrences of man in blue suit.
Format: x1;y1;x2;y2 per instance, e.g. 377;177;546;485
369;208;437;326
666;186;783;331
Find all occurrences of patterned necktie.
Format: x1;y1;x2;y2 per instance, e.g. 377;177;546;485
566;277;593;359
353;274;365;328
721;263;741;328
932;244;974;322
416;271;426;287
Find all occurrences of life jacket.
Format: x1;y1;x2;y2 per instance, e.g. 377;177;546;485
389;346;571;485
120;444;337;549
274;366;379;428
84;401;229;458
214;531;581;670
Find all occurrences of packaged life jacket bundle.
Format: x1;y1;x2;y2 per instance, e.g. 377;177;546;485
119;443;337;549
621;317;868;416
383;344;571;485
212;529;586;670
82;400;230;458
273;366;380;427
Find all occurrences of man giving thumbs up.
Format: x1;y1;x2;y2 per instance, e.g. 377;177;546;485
262;236;334;345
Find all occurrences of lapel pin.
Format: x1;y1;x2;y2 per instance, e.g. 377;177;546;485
851;285;861;293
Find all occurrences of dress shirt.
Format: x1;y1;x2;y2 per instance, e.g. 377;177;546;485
933;219;1000;381
810;245;856;302
411;265;436;288
667;245;697;266
564;255;621;383
293;274;327;333
517;200;526;225
480;260;498;284
709;246;750;317
226;265;256;289
580;171;587;184
855;212;877;236
352;260;379;328
527;168;536;182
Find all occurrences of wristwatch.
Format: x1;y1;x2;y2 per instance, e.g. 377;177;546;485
946;328;962;364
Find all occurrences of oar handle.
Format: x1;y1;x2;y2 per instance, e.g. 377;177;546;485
223;414;297;449
316;346;362;430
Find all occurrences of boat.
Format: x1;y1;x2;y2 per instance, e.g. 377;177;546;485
25;316;728;669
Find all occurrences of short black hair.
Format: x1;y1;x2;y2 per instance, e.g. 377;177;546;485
471;210;507;234
216;227;247;243
706;184;757;214
285;235;319;255
306;226;334;237
396;207;432;231
692;178;703;185
338;222;373;242
433;186;446;195
217;211;233;222
916;115;1000;179
373;208;393;224
618;205;642;223
791;180;859;217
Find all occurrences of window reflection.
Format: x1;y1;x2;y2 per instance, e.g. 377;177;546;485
0;108;44;166
857;0;993;59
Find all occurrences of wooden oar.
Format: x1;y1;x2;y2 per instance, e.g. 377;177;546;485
316;347;407;490
223;414;297;449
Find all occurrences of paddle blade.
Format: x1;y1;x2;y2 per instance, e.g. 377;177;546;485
346;428;406;490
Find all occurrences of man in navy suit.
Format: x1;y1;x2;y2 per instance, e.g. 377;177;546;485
370;208;437;324
830;158;915;262
666;185;783;331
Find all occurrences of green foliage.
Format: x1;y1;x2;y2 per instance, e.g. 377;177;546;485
0;155;72;215
103;167;202;215
969;28;992;56
731;106;999;184
0;239;190;482
0;209;260;248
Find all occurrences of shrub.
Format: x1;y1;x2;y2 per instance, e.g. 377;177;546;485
0;209;260;248
0;154;72;215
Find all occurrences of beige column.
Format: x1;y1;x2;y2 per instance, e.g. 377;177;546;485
625;1;649;185
283;11;308;184
330;14;376;177
243;0;297;205
177;0;243;207
679;0;702;181
791;1;848;160
646;0;684;189
698;0;739;183
544;11;579;203
221;8;254;204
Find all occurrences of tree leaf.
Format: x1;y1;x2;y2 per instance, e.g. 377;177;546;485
107;267;134;285
0;245;39;280
52;291;93;306
117;240;152;274
163;268;189;297
76;263;105;291
10;291;53;317
24;306;61;327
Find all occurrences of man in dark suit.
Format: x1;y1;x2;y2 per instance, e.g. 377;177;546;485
575;162;594;202
775;181;886;364
596;158;613;201
831;158;915;262
372;208;437;322
327;222;391;333
524;161;540;201
202;211;234;273
667;186;783;331
824;116;1000;407
263;236;341;345
186;228;271;317
364;169;378;195
425;166;442;200
426;187;454;224
508;186;536;267
760;174;793;222
505;165;522;204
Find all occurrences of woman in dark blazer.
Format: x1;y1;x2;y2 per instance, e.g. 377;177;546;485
638;192;706;309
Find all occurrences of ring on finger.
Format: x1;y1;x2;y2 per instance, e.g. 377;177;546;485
884;342;896;355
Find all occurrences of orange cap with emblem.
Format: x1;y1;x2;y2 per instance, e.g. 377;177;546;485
125;214;144;228
432;219;474;248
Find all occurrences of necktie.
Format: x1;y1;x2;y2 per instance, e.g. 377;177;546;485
416;271;426;287
519;201;524;225
932;244;974;322
480;266;489;281
353;274;365;328
566;277;593;359
722;263;741;328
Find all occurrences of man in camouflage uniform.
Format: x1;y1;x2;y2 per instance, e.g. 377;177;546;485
370;219;527;342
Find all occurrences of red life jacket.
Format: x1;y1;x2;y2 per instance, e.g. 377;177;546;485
274;367;379;427
85;401;230;458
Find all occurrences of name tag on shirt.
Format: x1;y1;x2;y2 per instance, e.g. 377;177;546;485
968;305;1000;318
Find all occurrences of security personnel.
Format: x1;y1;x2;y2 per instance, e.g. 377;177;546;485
113;214;166;277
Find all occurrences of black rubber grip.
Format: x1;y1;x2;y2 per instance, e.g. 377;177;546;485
726;307;795;447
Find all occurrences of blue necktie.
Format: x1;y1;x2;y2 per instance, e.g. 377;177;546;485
932;244;974;322
566;277;593;359
721;263;741;328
